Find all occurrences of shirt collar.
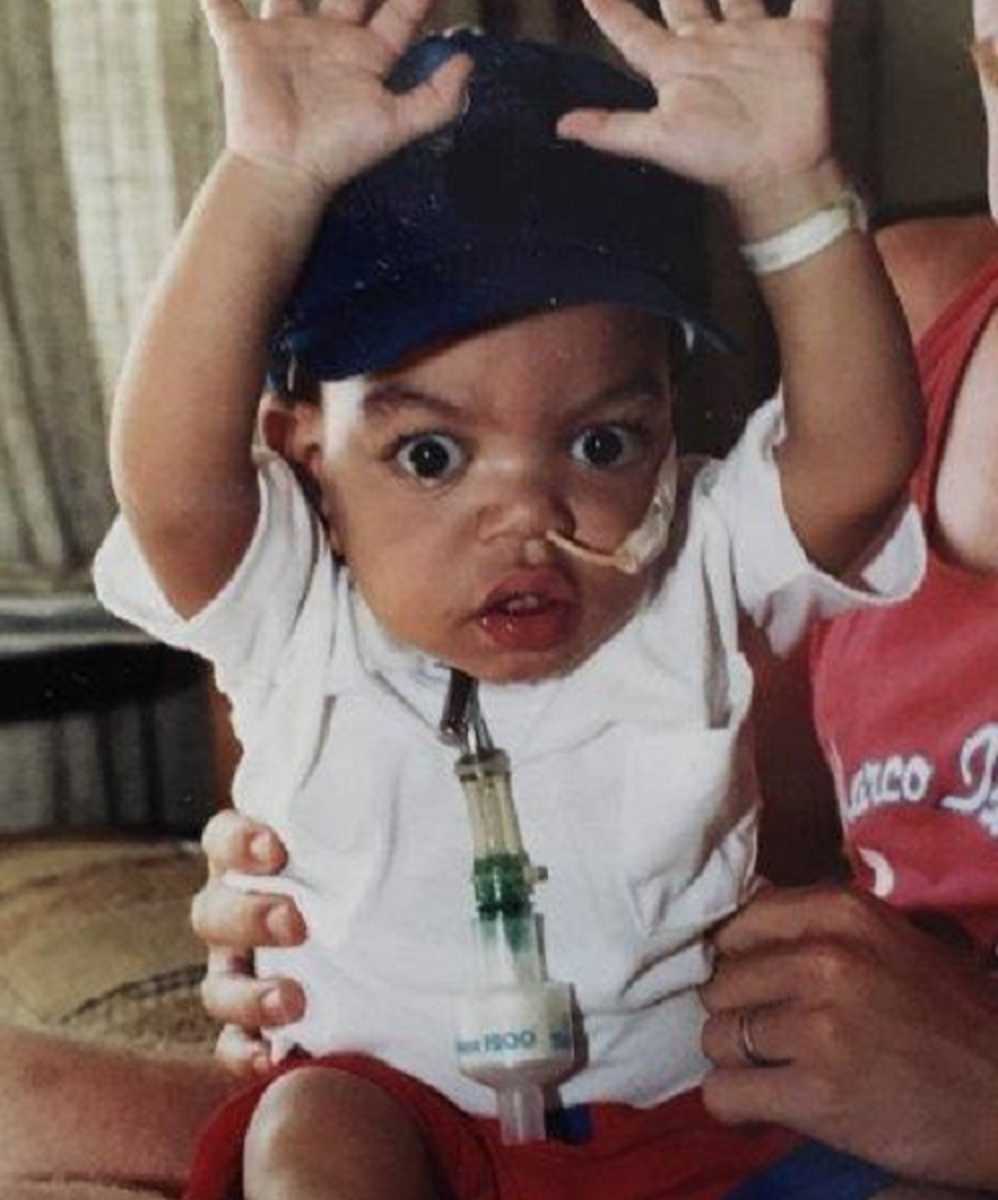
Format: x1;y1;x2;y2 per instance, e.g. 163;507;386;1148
323;571;732;761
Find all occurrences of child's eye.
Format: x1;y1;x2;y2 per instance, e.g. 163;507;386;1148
394;433;466;483
570;424;644;470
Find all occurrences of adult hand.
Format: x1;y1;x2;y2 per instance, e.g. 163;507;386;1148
192;810;307;1077
700;884;998;1190
200;0;473;191
559;0;839;238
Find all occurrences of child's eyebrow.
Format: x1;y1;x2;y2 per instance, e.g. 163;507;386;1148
360;369;668;424
574;370;668;418
361;385;464;423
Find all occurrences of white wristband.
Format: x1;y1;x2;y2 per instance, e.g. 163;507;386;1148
740;190;869;276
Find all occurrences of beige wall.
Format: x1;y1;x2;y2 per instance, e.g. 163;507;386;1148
876;0;987;214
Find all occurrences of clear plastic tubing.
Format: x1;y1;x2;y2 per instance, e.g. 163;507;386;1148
452;746;575;1144
455;912;574;1143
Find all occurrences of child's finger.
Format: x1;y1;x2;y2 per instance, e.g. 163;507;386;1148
558;107;678;169
579;0;672;80
317;0;377;21
395;51;473;138
717;0;767;20
788;0;835;24
658;0;714;33
260;0;306;18
199;0;249;39
369;0;441;55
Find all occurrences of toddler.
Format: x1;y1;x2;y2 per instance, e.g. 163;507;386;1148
95;0;925;1196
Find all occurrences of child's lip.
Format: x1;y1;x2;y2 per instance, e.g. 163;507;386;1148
475;567;578;616
473;567;580;654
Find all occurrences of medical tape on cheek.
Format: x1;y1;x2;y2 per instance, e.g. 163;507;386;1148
545;445;678;576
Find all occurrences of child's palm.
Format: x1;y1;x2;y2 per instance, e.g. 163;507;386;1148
561;0;834;203
201;0;470;189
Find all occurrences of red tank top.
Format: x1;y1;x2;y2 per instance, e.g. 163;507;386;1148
811;254;998;952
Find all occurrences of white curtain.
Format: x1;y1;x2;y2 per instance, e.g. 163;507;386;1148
1;2;220;829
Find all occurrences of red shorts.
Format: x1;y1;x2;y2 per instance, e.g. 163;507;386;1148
184;1053;798;1200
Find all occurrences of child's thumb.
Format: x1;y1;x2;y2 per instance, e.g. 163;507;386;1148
397;52;474;141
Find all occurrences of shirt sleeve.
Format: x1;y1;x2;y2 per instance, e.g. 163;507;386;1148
92;453;339;709
699;395;926;656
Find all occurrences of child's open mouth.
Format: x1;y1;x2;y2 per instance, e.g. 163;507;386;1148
475;572;578;653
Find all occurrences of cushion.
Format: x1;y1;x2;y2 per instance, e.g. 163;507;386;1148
0;834;217;1049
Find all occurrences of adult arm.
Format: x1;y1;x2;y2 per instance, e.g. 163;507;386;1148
0;1025;235;1191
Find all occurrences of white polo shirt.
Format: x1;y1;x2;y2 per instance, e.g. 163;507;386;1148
94;397;924;1113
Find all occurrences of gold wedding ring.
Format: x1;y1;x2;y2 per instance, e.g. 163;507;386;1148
737;1008;779;1069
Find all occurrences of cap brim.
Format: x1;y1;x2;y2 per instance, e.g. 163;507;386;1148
283;241;735;381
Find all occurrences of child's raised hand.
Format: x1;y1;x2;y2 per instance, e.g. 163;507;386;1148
200;0;472;192
559;0;837;231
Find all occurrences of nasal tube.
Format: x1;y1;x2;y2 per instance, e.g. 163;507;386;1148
440;673;576;1144
546;444;678;574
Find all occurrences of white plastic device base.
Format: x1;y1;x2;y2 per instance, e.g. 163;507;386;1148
455;979;574;1144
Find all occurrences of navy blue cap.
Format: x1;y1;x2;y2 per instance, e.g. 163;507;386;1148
269;28;729;387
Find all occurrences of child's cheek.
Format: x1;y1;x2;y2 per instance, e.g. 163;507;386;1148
574;471;659;545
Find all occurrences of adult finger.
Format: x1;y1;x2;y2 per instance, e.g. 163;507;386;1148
202;950;306;1028
579;0;673;79
712;883;889;957
215;1023;274;1078
201;809;288;878
191;876;306;949
200;0;250;39
701;939;826;1014
702;1060;812;1127
702;1001;795;1070
369;0;439;55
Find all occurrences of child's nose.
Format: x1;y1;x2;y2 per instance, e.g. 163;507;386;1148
475;474;573;545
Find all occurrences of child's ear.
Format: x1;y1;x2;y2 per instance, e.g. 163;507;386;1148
259;395;342;552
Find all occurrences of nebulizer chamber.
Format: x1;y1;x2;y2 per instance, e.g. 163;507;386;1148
440;672;575;1144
